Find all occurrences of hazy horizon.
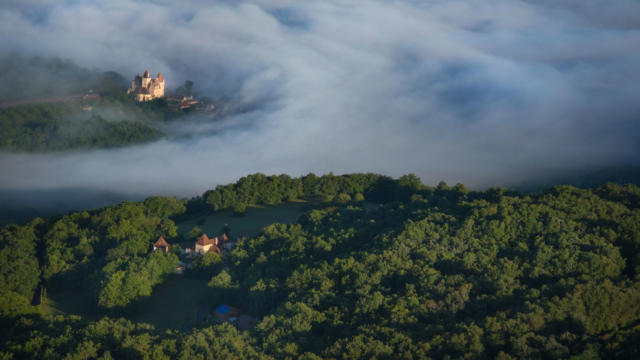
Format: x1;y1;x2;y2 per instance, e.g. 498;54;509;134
1;0;639;215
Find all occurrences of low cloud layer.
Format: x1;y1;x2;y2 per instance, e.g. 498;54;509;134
1;0;639;202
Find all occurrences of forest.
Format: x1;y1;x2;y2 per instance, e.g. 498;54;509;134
1;173;639;359
0;102;168;152
0;55;188;152
0;54;124;102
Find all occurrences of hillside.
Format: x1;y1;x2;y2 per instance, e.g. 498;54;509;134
0;55;196;153
1;173;639;359
0;55;125;103
0;100;169;152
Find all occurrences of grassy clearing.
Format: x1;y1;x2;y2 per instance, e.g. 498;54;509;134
38;277;210;331
130;275;211;331
126;202;313;330
40;288;97;320
176;201;310;240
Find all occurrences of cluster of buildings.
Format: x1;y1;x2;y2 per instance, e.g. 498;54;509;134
152;233;234;256
127;70;215;114
151;233;256;331
152;232;235;274
166;94;216;113
190;233;233;255
167;94;199;110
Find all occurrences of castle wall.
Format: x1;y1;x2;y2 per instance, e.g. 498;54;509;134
151;80;165;98
136;93;153;102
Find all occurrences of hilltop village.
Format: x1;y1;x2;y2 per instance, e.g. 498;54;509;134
0;64;222;153
127;69;215;112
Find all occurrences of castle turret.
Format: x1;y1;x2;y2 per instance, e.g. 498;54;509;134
141;70;152;88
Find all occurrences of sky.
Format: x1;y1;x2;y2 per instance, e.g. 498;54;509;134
0;0;639;205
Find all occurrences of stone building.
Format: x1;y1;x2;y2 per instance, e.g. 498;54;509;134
195;233;221;255
128;70;165;102
153;236;169;253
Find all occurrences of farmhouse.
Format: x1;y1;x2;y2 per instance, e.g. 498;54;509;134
195;233;221;255
153;236;169;253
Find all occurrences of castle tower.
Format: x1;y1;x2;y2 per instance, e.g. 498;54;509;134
150;72;165;98
141;70;152;88
130;74;142;92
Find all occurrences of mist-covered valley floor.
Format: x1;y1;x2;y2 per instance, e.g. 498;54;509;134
1;0;640;223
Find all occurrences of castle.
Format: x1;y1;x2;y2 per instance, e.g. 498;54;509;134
128;70;165;102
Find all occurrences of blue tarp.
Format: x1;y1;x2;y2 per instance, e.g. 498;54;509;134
216;304;230;315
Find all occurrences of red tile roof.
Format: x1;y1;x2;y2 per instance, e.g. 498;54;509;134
154;236;169;248
197;233;215;246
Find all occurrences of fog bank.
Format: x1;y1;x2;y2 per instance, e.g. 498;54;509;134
1;0;639;208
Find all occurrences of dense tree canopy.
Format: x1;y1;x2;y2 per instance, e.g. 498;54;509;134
1;196;186;316
0;99;176;152
0;222;41;316
1;174;639;359
199;173;394;213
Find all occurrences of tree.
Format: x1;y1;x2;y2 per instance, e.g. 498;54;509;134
233;202;247;216
189;226;203;240
336;193;352;204
0;224;41;300
143;196;186;218
208;270;234;289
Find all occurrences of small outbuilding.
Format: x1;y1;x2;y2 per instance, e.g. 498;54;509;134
153;236;170;253
215;304;240;322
